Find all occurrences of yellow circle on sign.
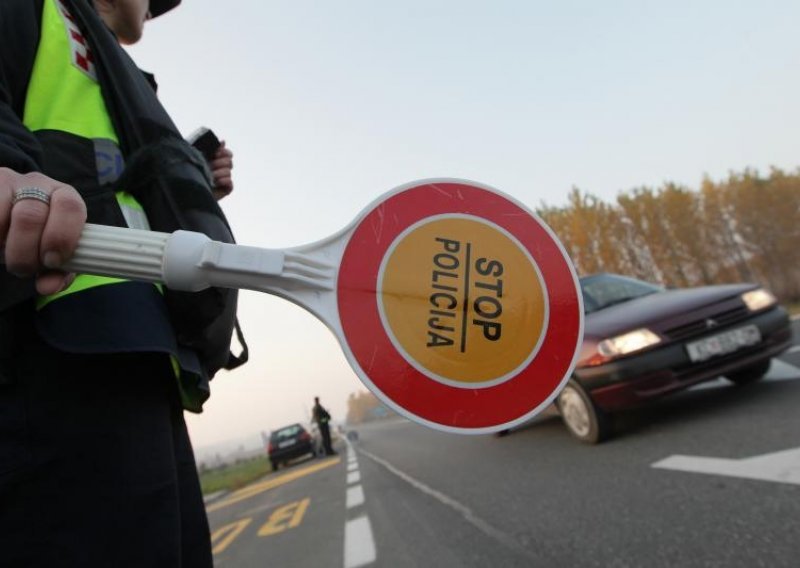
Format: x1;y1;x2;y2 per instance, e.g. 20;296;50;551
378;216;547;386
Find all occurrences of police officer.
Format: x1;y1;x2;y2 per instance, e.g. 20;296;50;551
313;396;338;456
0;1;234;565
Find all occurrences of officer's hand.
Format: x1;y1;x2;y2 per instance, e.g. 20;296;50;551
210;140;234;201
0;168;87;295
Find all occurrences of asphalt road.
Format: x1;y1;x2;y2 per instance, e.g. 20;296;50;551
207;319;800;567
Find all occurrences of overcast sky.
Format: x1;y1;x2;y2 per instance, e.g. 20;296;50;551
128;0;800;455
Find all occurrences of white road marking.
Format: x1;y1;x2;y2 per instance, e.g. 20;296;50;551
347;485;365;508
343;440;376;567
787;345;800;353
344;515;376;568
359;449;540;561
768;358;800;379
653;447;800;485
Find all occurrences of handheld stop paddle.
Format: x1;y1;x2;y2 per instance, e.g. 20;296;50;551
59;179;584;434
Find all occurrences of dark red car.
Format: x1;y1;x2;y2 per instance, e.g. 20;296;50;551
267;423;316;470
557;273;792;443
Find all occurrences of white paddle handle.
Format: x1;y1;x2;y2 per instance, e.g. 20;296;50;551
64;224;170;283
63;223;334;294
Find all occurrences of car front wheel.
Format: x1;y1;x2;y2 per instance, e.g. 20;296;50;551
557;380;611;444
725;359;771;386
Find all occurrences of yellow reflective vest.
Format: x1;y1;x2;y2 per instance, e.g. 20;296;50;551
24;0;150;308
21;0;209;411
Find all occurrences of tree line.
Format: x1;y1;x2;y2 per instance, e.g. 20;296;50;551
346;390;388;424
536;167;800;303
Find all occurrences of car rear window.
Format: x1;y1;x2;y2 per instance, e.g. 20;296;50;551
271;425;303;441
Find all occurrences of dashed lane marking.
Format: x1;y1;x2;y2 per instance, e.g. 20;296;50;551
346;485;365;509
344;515;377;568
344;439;376;567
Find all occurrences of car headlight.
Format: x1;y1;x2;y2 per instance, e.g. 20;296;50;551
741;288;776;312
597;328;661;358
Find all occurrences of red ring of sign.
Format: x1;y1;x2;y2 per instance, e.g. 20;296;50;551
337;181;582;430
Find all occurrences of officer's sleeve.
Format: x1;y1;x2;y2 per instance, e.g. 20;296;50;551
0;0;45;173
0;0;45;308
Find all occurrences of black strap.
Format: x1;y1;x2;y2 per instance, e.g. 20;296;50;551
225;318;249;370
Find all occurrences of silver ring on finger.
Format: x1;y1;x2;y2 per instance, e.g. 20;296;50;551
11;186;52;207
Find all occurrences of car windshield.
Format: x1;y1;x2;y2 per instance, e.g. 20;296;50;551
580;273;663;314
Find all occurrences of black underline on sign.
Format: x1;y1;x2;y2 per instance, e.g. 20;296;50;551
460;242;472;353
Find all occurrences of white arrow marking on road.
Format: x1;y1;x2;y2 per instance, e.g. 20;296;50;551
653;447;800;485
769;358;800;379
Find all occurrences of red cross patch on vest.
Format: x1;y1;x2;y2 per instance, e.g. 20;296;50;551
55;0;98;81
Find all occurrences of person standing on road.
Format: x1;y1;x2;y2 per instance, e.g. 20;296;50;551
0;1;238;565
313;396;337;456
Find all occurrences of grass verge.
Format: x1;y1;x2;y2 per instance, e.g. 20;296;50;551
199;455;272;495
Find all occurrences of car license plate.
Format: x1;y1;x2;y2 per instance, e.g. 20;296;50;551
685;325;761;363
278;440;295;448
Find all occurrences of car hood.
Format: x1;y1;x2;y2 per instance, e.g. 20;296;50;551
583;282;757;340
